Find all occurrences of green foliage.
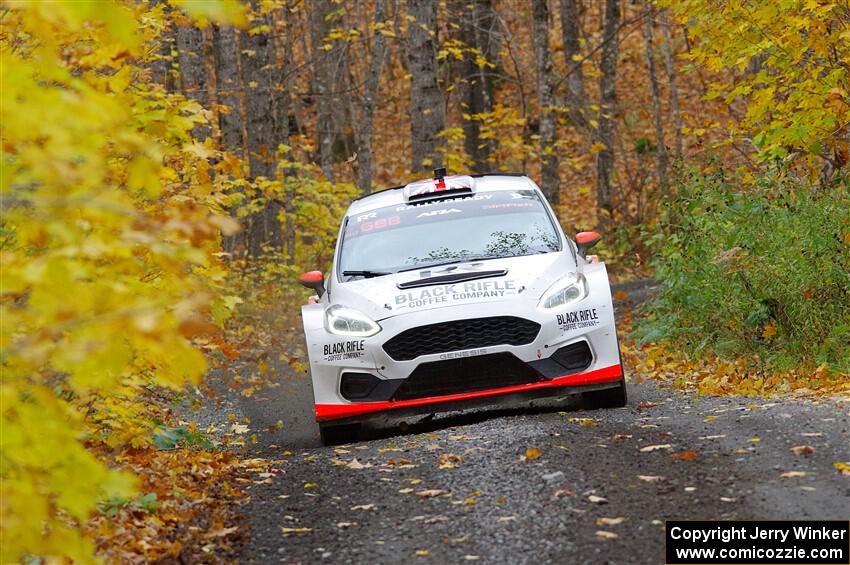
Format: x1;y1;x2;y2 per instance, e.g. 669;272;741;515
637;167;850;372
98;492;160;518
152;424;214;451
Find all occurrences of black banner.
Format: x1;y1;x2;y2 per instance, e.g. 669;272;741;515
666;520;850;565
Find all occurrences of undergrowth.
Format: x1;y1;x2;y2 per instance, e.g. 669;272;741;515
636;167;850;374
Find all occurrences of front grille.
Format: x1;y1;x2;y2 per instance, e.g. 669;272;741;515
392;352;544;401
382;316;541;361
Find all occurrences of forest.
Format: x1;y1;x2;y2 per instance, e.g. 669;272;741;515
1;0;849;562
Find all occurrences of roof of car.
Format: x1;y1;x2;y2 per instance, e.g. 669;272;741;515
346;173;538;215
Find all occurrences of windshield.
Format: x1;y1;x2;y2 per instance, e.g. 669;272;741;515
338;189;561;280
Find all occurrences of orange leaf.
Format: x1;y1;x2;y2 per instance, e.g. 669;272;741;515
762;324;777;338
789;445;815;456
673;451;699;460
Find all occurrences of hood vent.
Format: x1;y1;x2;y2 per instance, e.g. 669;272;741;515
397;269;507;289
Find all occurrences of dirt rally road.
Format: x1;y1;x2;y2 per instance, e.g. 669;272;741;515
206;283;850;564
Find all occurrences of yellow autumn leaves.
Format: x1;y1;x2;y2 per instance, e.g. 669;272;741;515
1;1;245;562
661;0;850;169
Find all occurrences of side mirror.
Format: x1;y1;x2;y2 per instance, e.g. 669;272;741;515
575;231;601;258
297;270;326;297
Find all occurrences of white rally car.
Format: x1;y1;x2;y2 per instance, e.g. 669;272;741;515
298;171;626;445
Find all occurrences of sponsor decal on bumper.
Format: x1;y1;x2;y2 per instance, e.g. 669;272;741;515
314;363;622;421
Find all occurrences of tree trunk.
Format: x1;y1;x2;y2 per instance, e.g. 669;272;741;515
659;10;683;160
216;16;286;257
176;25;211;140
532;0;560;205
271;5;298;264
310;0;339;181
596;0;619;225
355;0;390;194
560;0;587;128
641;0;668;196
407;0;445;173
459;0;497;172
201;25;222;143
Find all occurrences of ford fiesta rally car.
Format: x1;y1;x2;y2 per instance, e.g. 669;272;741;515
298;170;626;445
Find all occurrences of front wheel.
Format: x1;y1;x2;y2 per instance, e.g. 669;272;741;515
319;423;360;446
584;377;628;408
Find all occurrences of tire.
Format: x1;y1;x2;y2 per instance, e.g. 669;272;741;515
584;377;628;408
319;423;360;446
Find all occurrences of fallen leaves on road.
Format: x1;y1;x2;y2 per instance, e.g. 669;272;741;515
350;503;376;510
416;489;450;498
438;453;463;469
385;458;415;467
673;451;699;460
415;549;431;556
554;489;576;497
567;417;597;426
638;475;664;482
790;445;815;456
596;530;619;540
597;517;625;526
609;434;631;441
640;444;672;452
587;495;608;504
281;527;313;534
524;447;542;460
834;462;850;476
337;522;357;529
780;471;808;478
638;403;657;409
332;458;372;469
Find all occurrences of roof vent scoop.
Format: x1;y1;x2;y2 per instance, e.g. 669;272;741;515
403;169;475;202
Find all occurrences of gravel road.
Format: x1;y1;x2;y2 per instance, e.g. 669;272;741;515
202;282;849;564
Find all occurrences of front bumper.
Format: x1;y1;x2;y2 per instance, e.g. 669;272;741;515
315;362;622;422
303;283;622;423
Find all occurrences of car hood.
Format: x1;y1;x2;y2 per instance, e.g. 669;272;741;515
329;252;576;321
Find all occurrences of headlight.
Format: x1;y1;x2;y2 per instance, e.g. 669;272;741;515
538;273;588;309
324;305;381;337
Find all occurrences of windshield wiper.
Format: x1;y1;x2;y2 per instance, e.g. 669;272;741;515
342;270;391;278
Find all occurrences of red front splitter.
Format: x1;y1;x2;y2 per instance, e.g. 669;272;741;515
315;363;623;421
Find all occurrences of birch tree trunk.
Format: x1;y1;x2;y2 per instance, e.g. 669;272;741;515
407;0;445;173
532;0;560;205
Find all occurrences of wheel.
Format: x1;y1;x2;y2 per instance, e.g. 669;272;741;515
584;377;628;408
319;423;360;446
